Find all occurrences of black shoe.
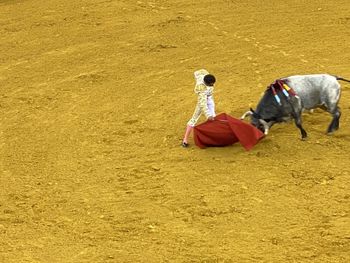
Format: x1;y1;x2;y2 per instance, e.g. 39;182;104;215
181;142;189;148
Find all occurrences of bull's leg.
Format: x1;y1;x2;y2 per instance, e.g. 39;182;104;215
292;112;307;140
324;83;341;134
327;106;341;134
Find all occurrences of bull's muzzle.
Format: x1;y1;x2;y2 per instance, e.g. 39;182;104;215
259;119;270;135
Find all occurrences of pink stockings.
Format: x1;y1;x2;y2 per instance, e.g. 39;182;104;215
182;125;193;144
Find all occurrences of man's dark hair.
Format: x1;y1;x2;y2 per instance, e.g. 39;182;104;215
204;74;216;86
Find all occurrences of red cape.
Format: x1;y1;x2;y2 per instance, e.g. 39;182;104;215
193;113;264;150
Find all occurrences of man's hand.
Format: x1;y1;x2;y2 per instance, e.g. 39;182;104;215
208;116;215;121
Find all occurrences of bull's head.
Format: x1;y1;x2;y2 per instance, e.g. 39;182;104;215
240;108;271;135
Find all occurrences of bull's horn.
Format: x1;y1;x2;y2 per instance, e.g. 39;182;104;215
240;110;253;120
259;119;269;135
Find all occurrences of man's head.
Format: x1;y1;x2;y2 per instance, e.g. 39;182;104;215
203;74;216;86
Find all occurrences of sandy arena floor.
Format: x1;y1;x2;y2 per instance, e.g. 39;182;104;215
1;0;350;262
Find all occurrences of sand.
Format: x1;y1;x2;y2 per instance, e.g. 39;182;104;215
1;0;349;262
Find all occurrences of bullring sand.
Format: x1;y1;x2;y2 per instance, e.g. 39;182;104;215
1;0;349;262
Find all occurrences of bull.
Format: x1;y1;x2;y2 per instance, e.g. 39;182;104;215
241;74;350;139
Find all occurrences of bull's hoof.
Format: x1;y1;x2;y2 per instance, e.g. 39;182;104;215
327;124;339;134
301;136;308;141
327;128;338;135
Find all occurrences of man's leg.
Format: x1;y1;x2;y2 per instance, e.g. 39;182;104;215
182;105;201;147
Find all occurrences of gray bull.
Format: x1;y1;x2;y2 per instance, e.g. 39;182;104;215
241;74;350;139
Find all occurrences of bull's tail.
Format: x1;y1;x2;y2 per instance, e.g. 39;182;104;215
334;75;350;83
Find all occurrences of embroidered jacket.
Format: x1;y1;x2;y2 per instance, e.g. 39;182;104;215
187;69;216;127
194;84;214;119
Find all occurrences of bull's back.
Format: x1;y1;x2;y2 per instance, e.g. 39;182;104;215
283;74;340;110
